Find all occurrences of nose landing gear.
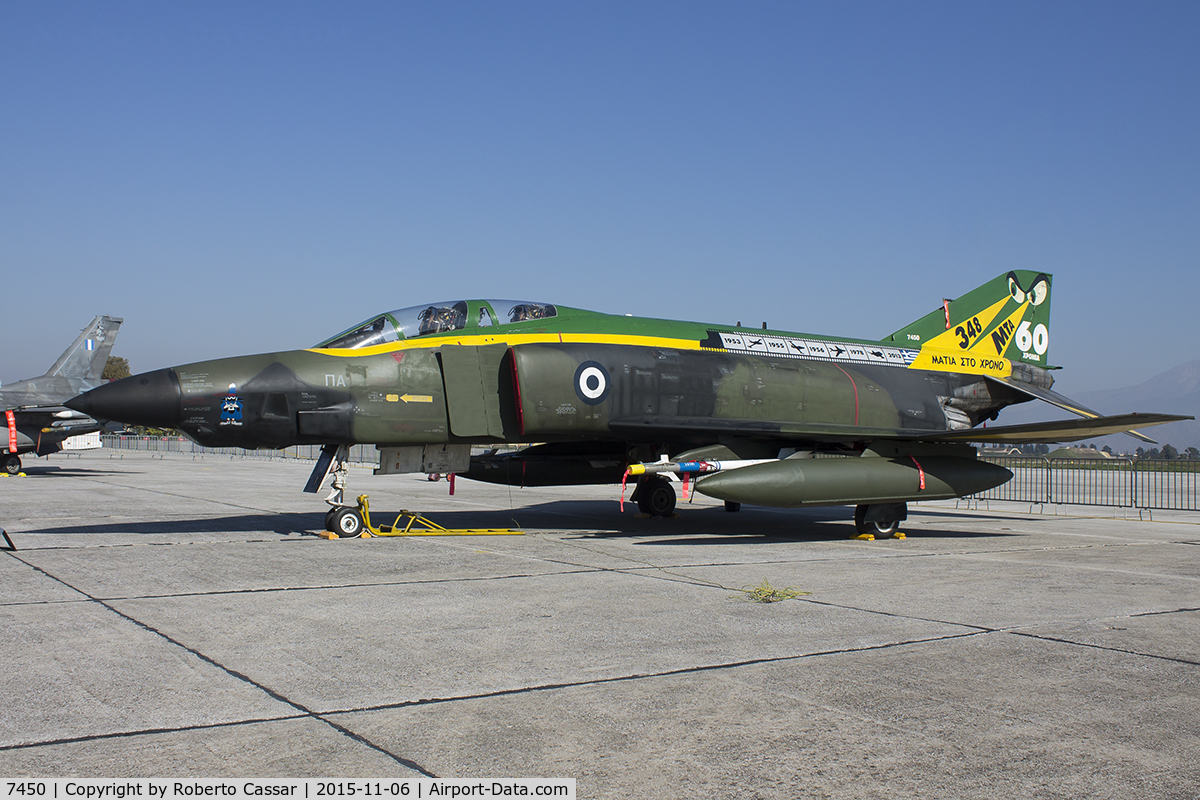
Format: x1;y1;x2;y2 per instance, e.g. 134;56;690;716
307;444;364;538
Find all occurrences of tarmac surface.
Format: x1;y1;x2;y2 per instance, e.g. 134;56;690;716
1;450;1198;798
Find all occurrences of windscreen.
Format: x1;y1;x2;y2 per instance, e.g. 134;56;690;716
316;300;557;349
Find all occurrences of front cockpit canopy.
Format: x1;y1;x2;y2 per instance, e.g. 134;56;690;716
316;300;558;349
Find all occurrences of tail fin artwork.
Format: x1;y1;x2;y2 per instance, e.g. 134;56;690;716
46;315;123;382
886;272;1177;444
887;271;1052;373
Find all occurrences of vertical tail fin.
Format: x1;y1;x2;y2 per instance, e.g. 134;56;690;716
47;316;124;382
886;271;1053;368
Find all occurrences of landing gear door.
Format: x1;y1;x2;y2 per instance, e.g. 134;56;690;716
439;344;508;438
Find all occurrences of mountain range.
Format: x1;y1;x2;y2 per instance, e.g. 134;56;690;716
1000;359;1200;453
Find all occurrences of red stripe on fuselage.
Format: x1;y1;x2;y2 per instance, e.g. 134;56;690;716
509;348;526;436
833;364;860;426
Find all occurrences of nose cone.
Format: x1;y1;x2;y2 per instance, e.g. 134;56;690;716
66;368;182;427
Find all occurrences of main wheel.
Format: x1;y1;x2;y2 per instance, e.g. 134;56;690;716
637;477;677;517
324;508;338;531
332;508;364;538
2;454;20;475
854;504;901;538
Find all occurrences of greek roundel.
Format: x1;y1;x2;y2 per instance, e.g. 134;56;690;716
574;361;610;405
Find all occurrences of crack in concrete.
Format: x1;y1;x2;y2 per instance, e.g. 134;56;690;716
0;568;598;606
1010;630;1200;667
1130;606;1200;617
7;553;437;777
318;630;992;718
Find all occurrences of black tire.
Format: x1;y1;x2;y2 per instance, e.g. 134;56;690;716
639;478;677;517
324;508;338;532
724;501;741;513
2;454;20;475
854;504;901;538
332;508;364;538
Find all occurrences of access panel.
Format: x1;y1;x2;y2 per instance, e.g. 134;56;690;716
438;344;509;438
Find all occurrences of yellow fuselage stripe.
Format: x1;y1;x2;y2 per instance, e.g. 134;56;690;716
311;330;1008;378
309;332;709;358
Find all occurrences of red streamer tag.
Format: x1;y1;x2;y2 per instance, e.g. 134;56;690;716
910;456;925;490
5;410;16;454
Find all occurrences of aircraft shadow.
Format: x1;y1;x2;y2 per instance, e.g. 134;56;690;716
394;501;1010;542
9;464;132;478
14;501;1010;542
17;512;321;538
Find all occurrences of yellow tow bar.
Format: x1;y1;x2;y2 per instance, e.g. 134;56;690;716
357;495;521;537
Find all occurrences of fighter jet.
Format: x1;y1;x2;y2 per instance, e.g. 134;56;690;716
68;274;1188;536
3;315;123;474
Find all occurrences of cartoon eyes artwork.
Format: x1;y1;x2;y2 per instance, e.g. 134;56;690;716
1008;272;1050;306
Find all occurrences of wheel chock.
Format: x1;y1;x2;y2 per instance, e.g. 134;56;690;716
850;533;876;541
316;530;364;540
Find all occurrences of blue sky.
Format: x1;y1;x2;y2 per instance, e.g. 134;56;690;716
3;2;1198;398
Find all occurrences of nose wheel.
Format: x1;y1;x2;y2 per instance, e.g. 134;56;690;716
327;507;364;538
2;454;21;475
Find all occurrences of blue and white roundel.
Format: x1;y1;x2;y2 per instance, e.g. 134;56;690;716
574;361;610;405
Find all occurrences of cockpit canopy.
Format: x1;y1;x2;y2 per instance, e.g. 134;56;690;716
316;300;559;349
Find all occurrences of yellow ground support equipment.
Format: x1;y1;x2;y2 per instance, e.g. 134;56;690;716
357;495;521;537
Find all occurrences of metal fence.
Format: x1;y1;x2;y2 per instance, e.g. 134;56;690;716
99;435;379;464
975;455;1200;511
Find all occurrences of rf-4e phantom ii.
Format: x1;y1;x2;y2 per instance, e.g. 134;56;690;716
67;273;1189;537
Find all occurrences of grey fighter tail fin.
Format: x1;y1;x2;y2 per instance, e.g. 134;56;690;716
47;316;124;382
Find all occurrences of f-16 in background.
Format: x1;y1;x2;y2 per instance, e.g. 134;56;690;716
2;315;123;474
67;273;1188;537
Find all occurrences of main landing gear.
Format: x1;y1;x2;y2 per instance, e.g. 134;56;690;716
2;454;21;476
632;475;677;517
854;503;906;539
626;476;736;516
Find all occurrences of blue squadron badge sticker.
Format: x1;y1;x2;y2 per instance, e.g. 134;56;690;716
219;384;244;426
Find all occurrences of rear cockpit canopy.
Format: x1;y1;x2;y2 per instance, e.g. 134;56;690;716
316;300;558;349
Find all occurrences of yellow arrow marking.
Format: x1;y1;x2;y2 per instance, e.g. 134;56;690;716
400;394;433;403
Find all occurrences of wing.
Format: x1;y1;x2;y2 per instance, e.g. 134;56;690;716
609;412;1192;446
990;375;1161;444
